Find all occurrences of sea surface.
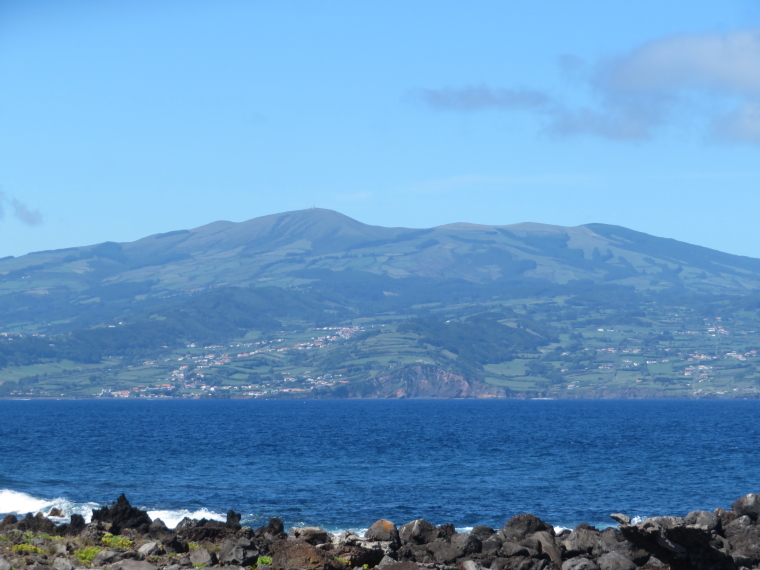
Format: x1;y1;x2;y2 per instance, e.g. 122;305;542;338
0;398;758;533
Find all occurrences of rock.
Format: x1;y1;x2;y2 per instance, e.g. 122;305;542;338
267;518;286;536
562;559;600;570
562;526;601;557
16;512;58;534
490;556;550;570
732;494;760;520
93;550;122;566
49;508;63;517
0;558;12;570
472;526;496;539
597;552;635;570
270;539;344;570
53;558;73;570
148;519;169;535
451;532;482;555
399;519;439;545
481;534;504;553
331;545;385;567
500;514;553;541
137;542;161;556
51;542;68;557
163;565;182;570
609;514;630;525
189;548;217;567
219;537;259;566
498;541;530;558
91;494;152;534
59;514;86;536
108;561;158;570
684;510;719;532
226;510;242;529
0;515;18;528
377;555;400;567
288;526;330;545
164;536;189;554
532;530;562;566
366;520;400;543
459;560;488;570
427;538;465;564
377;563;422;570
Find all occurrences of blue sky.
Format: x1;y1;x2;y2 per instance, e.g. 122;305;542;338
2;0;760;258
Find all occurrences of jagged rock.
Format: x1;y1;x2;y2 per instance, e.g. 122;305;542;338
52;558;73;570
225;510;242;529
451;532;482;555
562;558;600;570
16;512;58;534
684;511;719;532
482;534;504;553
438;523;457;540
500;514;553;542
147;519;169;536
366;520;400;543
270;538;344;570
0;515;18;528
332;531;362;548
288;526;330;545
562;526;601;557
533;531;562;566
219;537;259;566
732;494;760;520
189;548;217;566
609;514;630;525
399;519;439;545
377;555;400;567
91;495;152;534
58;514;86;536
597;552;635;570
80;521;107;541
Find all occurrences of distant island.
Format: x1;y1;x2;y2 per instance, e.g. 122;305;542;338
2;208;760;399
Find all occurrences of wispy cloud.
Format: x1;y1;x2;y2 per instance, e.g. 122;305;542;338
0;191;43;226
419;27;760;144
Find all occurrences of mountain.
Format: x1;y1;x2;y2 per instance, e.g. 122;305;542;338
2;208;760;332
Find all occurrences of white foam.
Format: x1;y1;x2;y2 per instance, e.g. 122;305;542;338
147;508;226;530
554;525;570;534
630;515;647;525
0;489;98;523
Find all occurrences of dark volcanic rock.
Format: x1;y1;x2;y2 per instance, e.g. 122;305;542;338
366;520;400;543
270;539;344;570
219;537;259;566
399;518;439;545
427;538;465;564
597;552;635;570
225;510;242;529
91;494;152;534
732;493;760;520
0;515;18;529
500;514;553;541
452;532;483;555
331;545;385;567
562;558;600;570
57;514;86;536
16;512;58;535
562;526;601;557
288;526;329;545
472;526;496;539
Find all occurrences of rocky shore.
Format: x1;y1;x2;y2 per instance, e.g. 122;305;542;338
4;494;760;570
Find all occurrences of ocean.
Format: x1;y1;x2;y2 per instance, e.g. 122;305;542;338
0;398;758;533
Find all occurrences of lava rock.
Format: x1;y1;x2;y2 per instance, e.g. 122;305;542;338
91;494;152;535
500;514;553;542
399;519;439;545
562;558;600;570
218;537;259;566
288;527;330;545
366;520;400;543
270;539;344;570
189;548;217;567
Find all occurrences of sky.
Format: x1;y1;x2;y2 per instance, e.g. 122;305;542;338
2;0;760;258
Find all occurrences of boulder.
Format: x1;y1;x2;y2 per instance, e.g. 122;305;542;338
91;494;152;534
490;556;552;570
609;514;630;525
147;519;169;536
92;550;122;567
58;514;86;536
562;559;600;570
451;532;482;555
270;539;345;570
219;537;259;566
500;514;553;542
0;558;12;570
288;526;330;545
399;519;439;545
137;542;161;557
732;494;760;520
163;535;189;554
225;510;242;529
52;558;73;570
427;538;465;564
532;531;562;566
460;561;489;570
597;552;635;570
189;548;218;567
472;526;496;539
378;563;422;570
562;526;601;557
331;545;385;567
684;511;719;532
366;520;400;543
498;541;531;558
0;515;18;528
16;512;58;534
481;534;504;553
108;561;158;570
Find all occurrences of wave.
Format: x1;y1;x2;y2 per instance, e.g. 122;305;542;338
0;489;98;523
147;508;226;529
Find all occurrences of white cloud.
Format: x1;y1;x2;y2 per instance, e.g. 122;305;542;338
420;27;760;144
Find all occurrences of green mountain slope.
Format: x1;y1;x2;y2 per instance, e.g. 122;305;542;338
2;208;760;332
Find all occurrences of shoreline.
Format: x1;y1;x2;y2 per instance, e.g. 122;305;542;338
2;493;758;570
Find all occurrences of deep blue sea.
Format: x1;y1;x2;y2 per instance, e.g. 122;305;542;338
0;399;758;533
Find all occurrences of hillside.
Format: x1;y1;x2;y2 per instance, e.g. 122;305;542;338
2;209;760;333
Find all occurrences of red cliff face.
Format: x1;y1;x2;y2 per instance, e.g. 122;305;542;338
369;364;508;398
